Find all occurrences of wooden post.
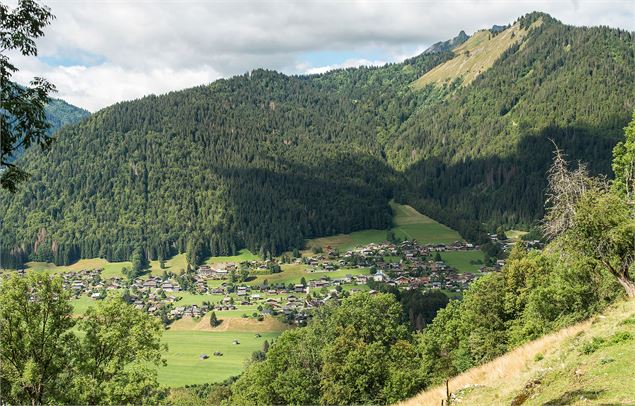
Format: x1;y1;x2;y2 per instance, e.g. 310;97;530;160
446;379;451;406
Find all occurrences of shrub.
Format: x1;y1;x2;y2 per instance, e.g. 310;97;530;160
581;337;605;354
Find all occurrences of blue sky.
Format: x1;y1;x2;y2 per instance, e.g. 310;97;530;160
8;0;634;111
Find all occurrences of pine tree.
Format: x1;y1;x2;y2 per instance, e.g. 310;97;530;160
210;311;219;327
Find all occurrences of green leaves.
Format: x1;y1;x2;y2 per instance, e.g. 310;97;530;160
612;112;635;198
231;293;425;405
0;275;167;405
1;1;56;192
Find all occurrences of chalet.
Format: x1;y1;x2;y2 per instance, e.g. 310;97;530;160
394;276;410;286
143;279;159;289
355;275;368;285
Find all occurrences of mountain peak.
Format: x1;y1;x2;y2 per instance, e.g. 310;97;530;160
423;30;470;54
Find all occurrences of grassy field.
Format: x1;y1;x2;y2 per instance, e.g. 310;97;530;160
71;295;97;314
440;251;484;273
21;259;131;278
390;202;461;244
506;229;529;241
20;255;175;279
246;264;369;287
401;299;635;406
159;330;281;387
411;19;542;89
306;229;388;252
205;249;259;264
306;202;462;251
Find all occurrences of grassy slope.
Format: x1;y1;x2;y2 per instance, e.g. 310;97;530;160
411;20;540;89
159;330;281;387
400;299;635;406
205;249;260;264
306;202;462;252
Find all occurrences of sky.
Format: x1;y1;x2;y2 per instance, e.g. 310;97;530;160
7;0;635;112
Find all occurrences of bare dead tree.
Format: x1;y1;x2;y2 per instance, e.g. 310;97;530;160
542;144;606;240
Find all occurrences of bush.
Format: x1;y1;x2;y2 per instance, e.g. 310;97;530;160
581;337;605;354
608;331;633;345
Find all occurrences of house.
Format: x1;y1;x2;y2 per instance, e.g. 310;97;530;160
373;271;388;282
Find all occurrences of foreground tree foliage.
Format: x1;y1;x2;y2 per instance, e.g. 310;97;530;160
543;113;635;296
0;0;56;192
0;273;166;405
230;293;425;405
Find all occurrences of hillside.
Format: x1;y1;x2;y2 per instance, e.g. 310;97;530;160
45;97;90;135
4;97;89;164
401;299;635;405
1;12;633;267
412;19;541;89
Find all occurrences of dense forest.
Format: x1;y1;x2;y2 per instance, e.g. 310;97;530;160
4;97;89;164
45;98;90;135
1;12;633;267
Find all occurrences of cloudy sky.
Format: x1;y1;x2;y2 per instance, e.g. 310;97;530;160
7;0;635;111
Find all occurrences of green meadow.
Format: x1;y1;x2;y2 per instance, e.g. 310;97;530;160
246;264;369;287
306;201;462;251
158;330;281;387
206;249;259;264
440;250;485;273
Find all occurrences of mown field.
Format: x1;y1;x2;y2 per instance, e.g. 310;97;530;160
159;330;281;387
439;251;485;273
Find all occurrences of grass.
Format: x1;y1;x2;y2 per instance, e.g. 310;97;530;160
440;251;484;273
149;253;188;275
205;249;259;264
306;202;462;251
306;229;389;252
14;250;253;280
411;19;542;89
506;229;529;241
400;299;635;406
158;330;281;387
246;264;370;287
71;295;97;315
391;202;461;244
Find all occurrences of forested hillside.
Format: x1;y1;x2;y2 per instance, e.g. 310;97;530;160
45;97;90;134
4;97;89;164
392;13;634;238
1;12;633;267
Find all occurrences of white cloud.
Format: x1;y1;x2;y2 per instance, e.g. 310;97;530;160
7;0;633;111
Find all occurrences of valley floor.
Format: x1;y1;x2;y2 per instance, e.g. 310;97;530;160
400;299;635;406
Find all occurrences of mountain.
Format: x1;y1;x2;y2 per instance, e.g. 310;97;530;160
1;12;633;267
45;98;91;135
422;30;469;54
4;97;89;164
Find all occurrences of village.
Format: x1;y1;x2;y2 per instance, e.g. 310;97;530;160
6;239;501;326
